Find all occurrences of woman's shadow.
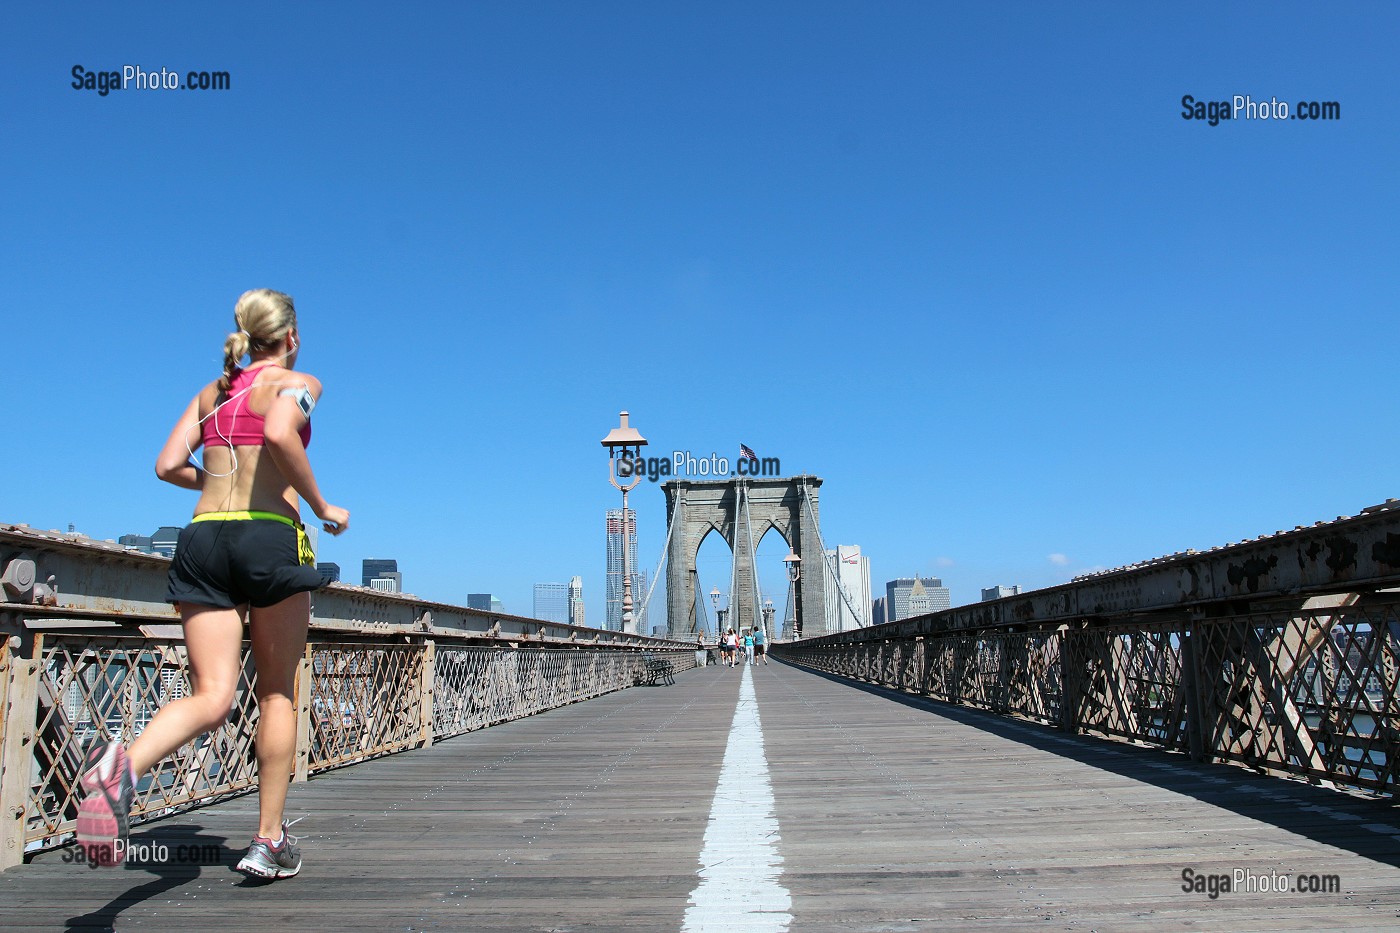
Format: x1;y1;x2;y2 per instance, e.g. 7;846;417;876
63;822;273;931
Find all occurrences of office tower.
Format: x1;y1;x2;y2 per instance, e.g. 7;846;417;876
568;576;586;627
823;545;872;633
467;594;493;610
118;534;153;553
885;576;951;622
907;577;948;615
120;527;182;558
982;585;1022;601
872;596;888;627
605;508;644;632
317;562;341;585
150;526;182;558
490;597;506;614
304;524;320;564
534;582;569;623
369;575;402;593
362;559;398;588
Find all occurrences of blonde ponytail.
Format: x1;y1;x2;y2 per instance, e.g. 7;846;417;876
219;289;297;390
219;330;251;391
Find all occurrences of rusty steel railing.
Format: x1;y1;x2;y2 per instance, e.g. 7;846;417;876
0;521;698;868
0;626;694;867
778;599;1400;793
775;502;1400;796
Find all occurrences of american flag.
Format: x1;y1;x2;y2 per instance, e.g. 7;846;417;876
739;444;758;462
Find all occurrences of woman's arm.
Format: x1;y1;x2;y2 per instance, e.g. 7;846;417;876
155;393;205;490
262;374;350;535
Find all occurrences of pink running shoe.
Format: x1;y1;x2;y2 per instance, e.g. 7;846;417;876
75;741;135;866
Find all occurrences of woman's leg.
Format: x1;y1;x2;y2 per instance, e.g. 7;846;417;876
248;591;310;839
127;604;245;775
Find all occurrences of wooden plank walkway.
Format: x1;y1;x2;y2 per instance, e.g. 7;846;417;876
1;660;1398;931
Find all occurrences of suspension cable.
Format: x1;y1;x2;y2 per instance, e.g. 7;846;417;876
639;492;681;631
798;479;869;629
740;481;766;636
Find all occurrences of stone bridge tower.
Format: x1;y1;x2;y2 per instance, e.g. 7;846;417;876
661;475;827;640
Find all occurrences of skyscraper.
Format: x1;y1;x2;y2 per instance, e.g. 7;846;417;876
823;545;872;633
605;508;644;632
907;577;948;616
533;582;569;623
369;575;402;594
568;576;585;627
362;559;399;588
151;526;181;558
118;533;153;552
118;526;185;558
885;576;951;622
467;594;493;611
981;585;1022;601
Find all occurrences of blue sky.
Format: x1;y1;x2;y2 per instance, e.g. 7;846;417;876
3;2;1395;620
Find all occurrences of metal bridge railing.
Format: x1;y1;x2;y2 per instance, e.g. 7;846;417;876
0;628;695;866
774;597;1400;795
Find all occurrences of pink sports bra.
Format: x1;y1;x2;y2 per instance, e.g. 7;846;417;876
202;366;312;450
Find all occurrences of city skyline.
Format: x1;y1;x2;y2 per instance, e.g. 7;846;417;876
4;5;1392;619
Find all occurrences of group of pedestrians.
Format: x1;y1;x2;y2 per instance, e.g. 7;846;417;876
716;625;768;667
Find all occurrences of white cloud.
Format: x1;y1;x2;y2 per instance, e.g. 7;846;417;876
1048;553;1070;567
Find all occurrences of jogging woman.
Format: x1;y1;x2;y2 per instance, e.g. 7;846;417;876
76;289;349;879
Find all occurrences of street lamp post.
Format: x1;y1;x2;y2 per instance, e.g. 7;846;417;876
783;551;802;639
710;585;729;635
601;411;647;635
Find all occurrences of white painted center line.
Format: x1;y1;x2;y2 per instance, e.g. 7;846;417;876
683;665;792;933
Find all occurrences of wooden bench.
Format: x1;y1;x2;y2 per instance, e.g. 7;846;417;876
638;652;676;686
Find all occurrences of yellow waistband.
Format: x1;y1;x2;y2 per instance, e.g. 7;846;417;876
191;510;300;528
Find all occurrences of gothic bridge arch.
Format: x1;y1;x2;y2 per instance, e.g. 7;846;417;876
661;475;828;639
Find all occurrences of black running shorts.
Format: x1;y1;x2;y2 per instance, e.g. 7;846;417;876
166;519;322;609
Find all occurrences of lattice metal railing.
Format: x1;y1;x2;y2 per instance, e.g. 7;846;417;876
19;634;261;848
1062;624;1187;748
433;647;687;738
1;629;695;863
306;642;426;771
1190;603;1400;790
775;597;1400;794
